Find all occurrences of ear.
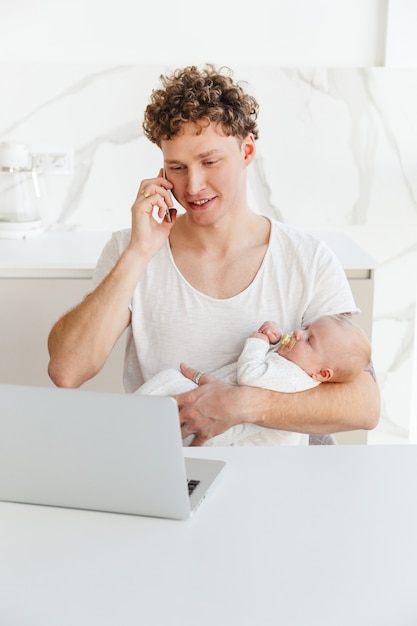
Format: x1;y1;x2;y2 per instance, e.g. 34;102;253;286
312;368;334;382
243;133;256;165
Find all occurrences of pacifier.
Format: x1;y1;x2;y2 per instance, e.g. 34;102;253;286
280;333;296;351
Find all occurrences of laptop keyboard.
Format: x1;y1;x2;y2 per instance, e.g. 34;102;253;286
187;479;200;496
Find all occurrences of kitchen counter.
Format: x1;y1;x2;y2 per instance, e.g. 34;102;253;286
0;228;376;278
0;230;113;278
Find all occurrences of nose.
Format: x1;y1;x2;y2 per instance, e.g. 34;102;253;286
186;167;206;196
293;329;305;342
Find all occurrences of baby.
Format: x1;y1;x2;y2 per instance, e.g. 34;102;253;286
137;314;371;446
251;314;371;386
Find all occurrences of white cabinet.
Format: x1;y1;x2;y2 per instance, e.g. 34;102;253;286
0;231;127;392
0;230;376;443
0;277;126;392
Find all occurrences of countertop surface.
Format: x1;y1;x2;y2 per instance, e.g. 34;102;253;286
0;229;111;277
0;228;376;278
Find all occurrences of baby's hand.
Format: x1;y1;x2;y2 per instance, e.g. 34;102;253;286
256;321;282;344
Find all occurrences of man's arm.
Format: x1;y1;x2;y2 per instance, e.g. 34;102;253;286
176;363;380;446
47;247;143;388
48;175;176;388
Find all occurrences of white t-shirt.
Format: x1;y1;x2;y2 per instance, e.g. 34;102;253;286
93;220;358;392
92;218;358;396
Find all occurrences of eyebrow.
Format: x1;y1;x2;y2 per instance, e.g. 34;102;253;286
165;150;221;165
198;150;220;158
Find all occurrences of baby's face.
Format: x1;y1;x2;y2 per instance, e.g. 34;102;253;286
277;317;337;375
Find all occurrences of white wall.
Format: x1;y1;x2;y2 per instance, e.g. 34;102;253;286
1;0;387;65
386;0;417;65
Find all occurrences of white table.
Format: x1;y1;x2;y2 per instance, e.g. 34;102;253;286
0;445;416;625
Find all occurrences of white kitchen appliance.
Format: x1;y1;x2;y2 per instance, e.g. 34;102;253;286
0;142;43;238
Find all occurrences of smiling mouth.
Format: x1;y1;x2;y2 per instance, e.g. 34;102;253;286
189;197;214;209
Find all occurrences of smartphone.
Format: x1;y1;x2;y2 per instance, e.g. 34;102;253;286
163;167;173;222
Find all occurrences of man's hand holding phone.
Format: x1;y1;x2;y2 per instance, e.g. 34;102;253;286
129;169;177;259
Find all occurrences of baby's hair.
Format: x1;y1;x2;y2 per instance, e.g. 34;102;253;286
323;314;372;383
143;64;259;147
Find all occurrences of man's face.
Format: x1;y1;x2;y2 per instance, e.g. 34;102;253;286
161;122;256;225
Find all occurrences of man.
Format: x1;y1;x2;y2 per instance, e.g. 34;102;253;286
48;64;379;444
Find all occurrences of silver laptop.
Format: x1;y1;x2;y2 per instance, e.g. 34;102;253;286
0;384;225;520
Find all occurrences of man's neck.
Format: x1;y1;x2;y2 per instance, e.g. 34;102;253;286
171;210;267;255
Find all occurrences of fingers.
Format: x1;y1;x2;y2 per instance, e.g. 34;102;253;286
139;172;173;195
179;363;214;386
188;433;210;447
136;174;175;219
179;409;211;447
175;364;235;446
128;175;177;256
257;321;282;343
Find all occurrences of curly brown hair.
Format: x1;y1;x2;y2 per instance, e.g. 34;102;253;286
142;64;259;147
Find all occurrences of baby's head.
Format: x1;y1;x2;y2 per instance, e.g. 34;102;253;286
278;315;371;383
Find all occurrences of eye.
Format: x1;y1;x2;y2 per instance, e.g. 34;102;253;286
204;159;219;166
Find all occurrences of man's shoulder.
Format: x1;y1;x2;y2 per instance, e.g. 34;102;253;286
111;227;131;243
103;228;132;254
268;219;324;251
